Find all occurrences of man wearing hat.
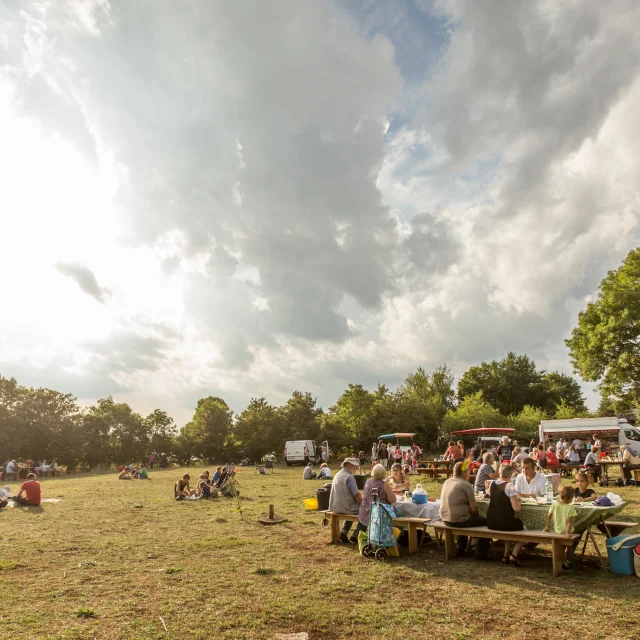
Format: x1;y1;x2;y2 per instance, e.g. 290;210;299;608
328;458;364;543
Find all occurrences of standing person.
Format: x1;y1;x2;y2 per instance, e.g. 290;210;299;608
12;473;41;506
328;458;364;544
149;451;157;469
572;437;583;454
439;462;490;560
592;434;602;449
392;445;403;467
543;485;578;572
371;442;378;462
378;444;388;470
529;439;537;451
358;451;366;469
456;440;466;459
486;465;524;566
496;436;514;462
321;443;328;463
536;443;548;468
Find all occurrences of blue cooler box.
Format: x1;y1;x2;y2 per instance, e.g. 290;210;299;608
606;534;640;575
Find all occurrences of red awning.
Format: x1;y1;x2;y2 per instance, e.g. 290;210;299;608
450;428;516;436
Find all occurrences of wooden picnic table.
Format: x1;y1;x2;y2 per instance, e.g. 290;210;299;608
416;459;454;478
598;460;626;483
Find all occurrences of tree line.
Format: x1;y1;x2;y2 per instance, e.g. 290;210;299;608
0;355;592;470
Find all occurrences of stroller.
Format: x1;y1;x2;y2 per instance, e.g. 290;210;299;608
362;488;396;561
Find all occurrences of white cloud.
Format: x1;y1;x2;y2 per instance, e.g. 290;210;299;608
1;0;640;420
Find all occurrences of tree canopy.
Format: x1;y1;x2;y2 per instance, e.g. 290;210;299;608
566;248;640;409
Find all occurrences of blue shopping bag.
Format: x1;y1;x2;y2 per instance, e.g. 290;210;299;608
369;503;396;547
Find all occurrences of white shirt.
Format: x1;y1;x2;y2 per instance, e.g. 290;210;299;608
303;466;315;480
556;440;564;451
573;439;582;450
6;461;17;473
514;471;547;496
318;467;332;479
567;450;580;463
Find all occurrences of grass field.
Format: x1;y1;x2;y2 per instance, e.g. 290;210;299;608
1;466;639;640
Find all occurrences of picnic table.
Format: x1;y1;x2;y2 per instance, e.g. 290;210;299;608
476;498;627;533
393;499;441;521
416;460;454;478
598;460;626;483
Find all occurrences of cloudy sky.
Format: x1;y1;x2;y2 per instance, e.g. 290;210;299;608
2;0;640;424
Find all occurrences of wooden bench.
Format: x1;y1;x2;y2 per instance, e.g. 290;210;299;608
600;520;639;538
429;521;580;577
416;468;450;478
325;511;430;554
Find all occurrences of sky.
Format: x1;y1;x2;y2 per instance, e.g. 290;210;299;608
1;0;640;425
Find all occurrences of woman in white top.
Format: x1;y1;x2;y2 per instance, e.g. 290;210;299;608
566;445;581;464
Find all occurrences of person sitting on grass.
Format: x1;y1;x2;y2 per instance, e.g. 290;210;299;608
138;465;149;479
119;468;133;480
175;474;195;500
388;463;410;494
318;463;332;479
303;463;317;480
574;470;596;502
543;485;577;572
212;466;222;483
12;473;41;507
486;464;524;566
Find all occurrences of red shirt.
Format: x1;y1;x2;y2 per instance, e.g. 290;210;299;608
446;445;462;459
20;480;41;505
546;452;559;466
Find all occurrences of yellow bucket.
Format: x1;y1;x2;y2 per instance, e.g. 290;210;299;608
304;498;318;510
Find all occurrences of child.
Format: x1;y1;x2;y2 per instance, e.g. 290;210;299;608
543;485;578;572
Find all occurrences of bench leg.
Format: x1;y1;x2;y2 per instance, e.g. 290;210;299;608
330;515;340;544
552;540;564;577
444;529;456;560
408;522;419;554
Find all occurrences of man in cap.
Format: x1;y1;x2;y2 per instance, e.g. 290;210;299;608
328;458;364;543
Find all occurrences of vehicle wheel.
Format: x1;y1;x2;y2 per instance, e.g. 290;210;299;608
362;544;373;558
375;548;387;561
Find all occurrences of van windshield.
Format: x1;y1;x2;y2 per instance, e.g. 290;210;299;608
624;428;640;442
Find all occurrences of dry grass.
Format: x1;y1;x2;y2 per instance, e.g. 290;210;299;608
0;466;639;640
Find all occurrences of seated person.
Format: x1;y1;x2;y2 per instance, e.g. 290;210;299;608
475;452;497;493
546;446;560;467
197;473;213;497
212;467;222;483
175;474;195;499
621;445;640;481
119;469;133;480
318;463;332;479
514;457;547;498
440;462;490;560
486;464;524;566
303;463;317;480
583;447;601;481
565;445;581;465
511;446;527;471
358;464;396;528
138;466;149;479
388;463;409;493
328;458;364;543
6;459;18;476
574;470;596;502
12;473;41;506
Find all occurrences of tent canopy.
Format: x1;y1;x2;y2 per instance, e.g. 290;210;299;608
450;428;515;436
378;432;417;439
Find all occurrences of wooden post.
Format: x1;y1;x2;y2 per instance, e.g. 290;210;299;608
408;522;418;554
269;504;274;520
330;513;340;544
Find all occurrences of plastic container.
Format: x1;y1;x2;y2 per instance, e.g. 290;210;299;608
412;484;428;505
353;475;367;490
304;498;318;510
316;487;330;511
606;534;640;575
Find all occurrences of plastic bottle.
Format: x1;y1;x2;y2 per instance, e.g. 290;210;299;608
412;484;428;504
545;478;554;503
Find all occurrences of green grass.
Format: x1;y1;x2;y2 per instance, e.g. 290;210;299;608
0;466;639;639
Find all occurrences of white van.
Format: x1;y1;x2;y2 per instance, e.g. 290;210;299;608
539;417;640;457
284;440;328;466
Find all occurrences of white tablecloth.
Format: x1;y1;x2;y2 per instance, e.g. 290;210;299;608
393;500;441;521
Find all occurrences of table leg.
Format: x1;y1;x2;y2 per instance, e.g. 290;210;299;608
588;529;605;566
330;514;340;544
408;522;418;554
444;530;456;560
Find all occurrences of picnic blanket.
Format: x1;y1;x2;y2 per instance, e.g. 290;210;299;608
393;500;441;521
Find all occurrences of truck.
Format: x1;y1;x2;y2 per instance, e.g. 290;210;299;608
539;417;640;457
283;440;328;466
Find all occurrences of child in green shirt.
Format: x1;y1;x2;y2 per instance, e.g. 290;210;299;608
543;485;577;572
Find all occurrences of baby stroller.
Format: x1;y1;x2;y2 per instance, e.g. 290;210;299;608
362;488;396;561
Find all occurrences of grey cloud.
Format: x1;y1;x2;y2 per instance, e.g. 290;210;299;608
55;262;110;303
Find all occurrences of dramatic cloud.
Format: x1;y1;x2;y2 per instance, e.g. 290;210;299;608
55;262;110;303
1;0;639;422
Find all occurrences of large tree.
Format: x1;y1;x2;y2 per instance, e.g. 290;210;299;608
278;391;323;441
458;352;586;416
234;397;283;461
183;396;234;462
566;248;640;408
400;365;456;426
442;391;508;435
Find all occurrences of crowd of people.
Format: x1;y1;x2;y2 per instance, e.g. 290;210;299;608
118;464;149;480
174;464;237;500
2;459;60;479
0;472;42;510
